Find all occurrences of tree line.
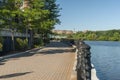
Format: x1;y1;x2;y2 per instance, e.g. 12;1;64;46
70;29;120;41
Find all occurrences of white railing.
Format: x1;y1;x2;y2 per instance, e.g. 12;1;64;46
0;30;30;37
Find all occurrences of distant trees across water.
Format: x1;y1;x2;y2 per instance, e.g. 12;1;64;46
71;30;120;41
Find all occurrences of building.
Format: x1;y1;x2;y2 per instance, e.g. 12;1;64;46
20;0;29;10
52;30;73;35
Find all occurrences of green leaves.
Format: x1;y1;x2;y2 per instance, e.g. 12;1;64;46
16;38;28;50
73;30;120;41
0;0;61;44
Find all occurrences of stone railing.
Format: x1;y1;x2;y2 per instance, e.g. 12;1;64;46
60;39;92;80
76;41;91;80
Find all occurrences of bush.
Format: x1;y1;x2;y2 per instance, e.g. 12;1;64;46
0;37;3;51
34;38;44;48
16;38;28;50
0;43;3;51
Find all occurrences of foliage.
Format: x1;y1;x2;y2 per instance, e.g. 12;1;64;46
72;29;120;41
0;36;3;51
0;0;23;29
20;0;61;36
0;0;61;50
34;38;44;48
0;43;3;51
0;36;3;43
16;38;28;50
0;0;61;35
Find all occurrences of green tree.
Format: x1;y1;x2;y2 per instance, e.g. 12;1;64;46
0;0;61;49
39;0;61;43
0;0;23;50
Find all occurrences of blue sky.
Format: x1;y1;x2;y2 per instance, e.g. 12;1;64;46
55;0;120;31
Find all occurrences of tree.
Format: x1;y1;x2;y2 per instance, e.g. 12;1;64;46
0;0;23;50
0;0;61;50
39;0;61;43
21;0;61;45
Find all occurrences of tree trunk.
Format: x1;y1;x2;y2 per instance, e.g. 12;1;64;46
11;29;15;51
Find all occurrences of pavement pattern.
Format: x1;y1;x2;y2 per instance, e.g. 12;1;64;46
0;41;75;80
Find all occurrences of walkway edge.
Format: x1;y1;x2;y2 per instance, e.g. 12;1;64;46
0;47;42;61
91;64;99;80
70;45;77;80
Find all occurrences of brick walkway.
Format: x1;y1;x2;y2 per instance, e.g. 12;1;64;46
0;42;75;80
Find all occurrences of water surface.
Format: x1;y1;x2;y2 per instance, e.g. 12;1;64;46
85;41;120;80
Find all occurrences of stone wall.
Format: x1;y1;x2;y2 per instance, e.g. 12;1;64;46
76;41;91;80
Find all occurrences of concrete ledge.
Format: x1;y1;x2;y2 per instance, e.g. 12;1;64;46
91;64;99;80
70;46;77;80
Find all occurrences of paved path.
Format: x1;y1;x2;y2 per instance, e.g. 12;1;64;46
0;41;75;80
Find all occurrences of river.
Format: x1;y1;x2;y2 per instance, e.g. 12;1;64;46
85;41;120;80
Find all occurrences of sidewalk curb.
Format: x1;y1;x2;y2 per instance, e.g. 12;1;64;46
91;64;99;80
70;45;77;80
0;47;42;61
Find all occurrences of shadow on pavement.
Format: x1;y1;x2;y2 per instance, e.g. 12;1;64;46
46;41;71;47
0;59;7;65
39;48;74;55
0;71;33;79
0;41;73;65
0;48;40;66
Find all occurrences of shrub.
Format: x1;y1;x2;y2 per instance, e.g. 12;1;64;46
34;38;44;48
0;37;3;51
16;38;28;50
0;43;3;51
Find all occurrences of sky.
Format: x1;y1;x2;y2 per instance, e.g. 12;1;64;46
55;0;120;31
